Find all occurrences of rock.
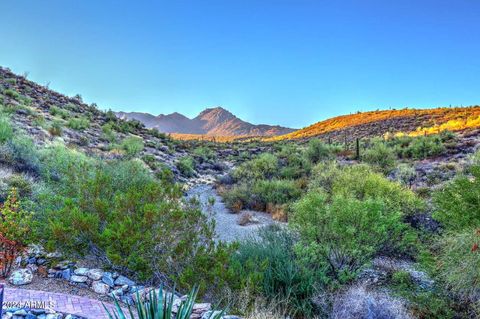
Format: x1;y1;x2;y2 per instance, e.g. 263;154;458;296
73;267;89;276
61;268;72;280
70;275;88;283
92;281;110;294
46;314;63;319
8;268;33;285
27;264;39;273
46;251;63;259
13;310;28;316
114;275;135;287
86;268;104;280
190;303;212;319
54;260;74;270
102;272;115;287
111;287;124;298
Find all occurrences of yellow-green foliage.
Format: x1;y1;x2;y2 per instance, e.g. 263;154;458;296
309;163;424;216
433;166;480;230
232;153;278;181
121;136;144;157
291;191;415;281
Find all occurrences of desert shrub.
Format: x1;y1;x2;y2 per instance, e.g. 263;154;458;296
291;191;415;282
6;174;33;197
0;189;33;277
155;164;175;184
4;89;20;100
0;116;13;143
121;136;144;158
304;139;334;164
388;270;455;319
67;117;90;130
37;157;225;288
436;229;480;304
394;135;445;159
362;142;396;173
309;163;424;216
433;166;480;230
230;226;317;316
49;106;70;119
277;147;312;179
101;123;117;142
48;120;63;136
394;163;417;188
0;135;41;174
222;183;251;212
176;156;195;177
232;153;278;181
193;146;216;162
105;285;224;319
252;179;302;208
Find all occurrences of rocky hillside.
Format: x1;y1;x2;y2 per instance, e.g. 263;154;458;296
267;107;480;142
117;107;295;137
0;67;233;184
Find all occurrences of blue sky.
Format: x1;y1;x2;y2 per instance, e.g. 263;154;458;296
1;0;479;128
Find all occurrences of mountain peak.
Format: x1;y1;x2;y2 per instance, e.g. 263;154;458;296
116;107;295;137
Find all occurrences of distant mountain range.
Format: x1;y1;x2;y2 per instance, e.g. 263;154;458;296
116;107;295;137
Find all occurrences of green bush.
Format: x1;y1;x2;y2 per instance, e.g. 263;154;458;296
291;191;415;282
37;157;223;287
309;163;424;216
304;139;334;164
176;156;195;177
193;146;216;162
436;229;480;304
0;134;40;174
393;135;445;159
48;120;63;136
232;153;278;181
394;163;417;187
252;179;302;207
230;226;317;316
121;136;144;158
0;116;13;143
67;117;90;130
362;142;396;173
4;89;20;100
49;106;70;119
278;146;312;179
433;166;480;230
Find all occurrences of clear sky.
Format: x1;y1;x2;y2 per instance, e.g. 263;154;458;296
1;1;479;128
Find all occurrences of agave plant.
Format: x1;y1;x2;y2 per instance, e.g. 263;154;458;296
103;285;224;319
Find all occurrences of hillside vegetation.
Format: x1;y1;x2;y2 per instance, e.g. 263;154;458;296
266;107;480;142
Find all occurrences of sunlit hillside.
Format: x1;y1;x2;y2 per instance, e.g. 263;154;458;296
266;106;480;141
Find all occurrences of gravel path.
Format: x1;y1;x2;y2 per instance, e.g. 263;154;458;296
186;184;275;242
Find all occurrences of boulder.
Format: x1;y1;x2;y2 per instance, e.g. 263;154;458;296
92;281;110;294
70;275;88;283
102;272;115;287
73;267;89;276
8;268;33;285
114;275;135;287
86;268;104;281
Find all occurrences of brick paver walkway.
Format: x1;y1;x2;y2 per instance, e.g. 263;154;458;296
3;288;126;318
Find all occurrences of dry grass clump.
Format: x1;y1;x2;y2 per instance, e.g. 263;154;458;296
237;212;258;226
266;203;288;222
331;285;413;319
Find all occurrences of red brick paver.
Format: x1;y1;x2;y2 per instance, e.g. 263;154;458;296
4;288;124;319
